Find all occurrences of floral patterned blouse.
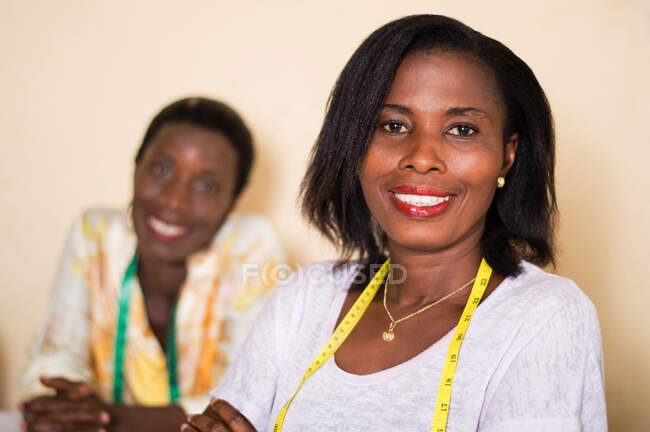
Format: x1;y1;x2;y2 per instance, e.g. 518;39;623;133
20;208;285;413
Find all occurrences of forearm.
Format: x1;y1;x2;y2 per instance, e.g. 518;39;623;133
108;404;186;432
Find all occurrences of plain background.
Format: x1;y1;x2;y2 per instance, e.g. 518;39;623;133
1;0;649;429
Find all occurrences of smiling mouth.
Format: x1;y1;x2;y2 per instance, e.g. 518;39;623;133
146;215;189;240
392;193;452;207
389;187;455;218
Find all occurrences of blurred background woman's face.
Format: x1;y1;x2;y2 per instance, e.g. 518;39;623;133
132;122;239;263
359;50;516;255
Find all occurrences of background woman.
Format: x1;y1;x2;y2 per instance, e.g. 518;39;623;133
19;97;285;431
185;15;605;431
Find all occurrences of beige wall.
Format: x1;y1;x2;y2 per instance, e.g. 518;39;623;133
1;0;648;429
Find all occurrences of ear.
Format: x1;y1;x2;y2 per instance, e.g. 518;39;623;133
499;132;518;177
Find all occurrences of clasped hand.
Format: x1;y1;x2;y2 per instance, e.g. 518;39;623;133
21;376;110;432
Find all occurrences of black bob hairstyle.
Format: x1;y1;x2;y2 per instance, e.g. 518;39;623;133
300;15;557;277
135;97;254;198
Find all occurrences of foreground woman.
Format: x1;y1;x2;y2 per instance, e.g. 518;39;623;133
20;97;285;431
186;15;606;432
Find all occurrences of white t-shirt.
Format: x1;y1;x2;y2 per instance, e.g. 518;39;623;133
211;261;607;431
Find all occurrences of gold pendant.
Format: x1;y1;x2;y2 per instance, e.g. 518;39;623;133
382;323;395;342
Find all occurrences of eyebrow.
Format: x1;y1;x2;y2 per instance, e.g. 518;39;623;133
445;107;488;117
199;168;227;177
382;104;412;114
381;104;489;118
150;152;174;162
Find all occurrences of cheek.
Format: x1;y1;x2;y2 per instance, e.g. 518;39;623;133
450;141;502;173
451;151;500;210
359;144;397;194
133;173;163;201
193;193;235;227
359;165;384;216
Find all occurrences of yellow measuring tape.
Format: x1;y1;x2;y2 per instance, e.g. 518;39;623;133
431;258;491;431
273;258;492;432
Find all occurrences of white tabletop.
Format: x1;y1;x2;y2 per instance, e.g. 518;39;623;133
0;411;21;432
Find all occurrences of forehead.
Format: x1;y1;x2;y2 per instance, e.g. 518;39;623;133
142;122;238;164
386;50;505;119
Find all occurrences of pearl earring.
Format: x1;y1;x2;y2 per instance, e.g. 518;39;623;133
496;177;505;189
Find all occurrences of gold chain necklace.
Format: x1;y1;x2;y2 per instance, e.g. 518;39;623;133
382;276;476;342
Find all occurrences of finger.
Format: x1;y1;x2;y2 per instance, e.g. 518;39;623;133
29;420;63;432
67;428;107;432
210;400;255;432
201;403;225;422
23;410;49;426
23;401;64;426
187;414;232;432
39;377;92;400
38;410;110;425
40;376;77;390
23;396;58;416
181;424;201;432
66;384;93;401
27;399;97;414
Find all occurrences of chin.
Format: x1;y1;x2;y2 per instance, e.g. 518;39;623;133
134;226;198;263
137;242;191;264
386;228;449;252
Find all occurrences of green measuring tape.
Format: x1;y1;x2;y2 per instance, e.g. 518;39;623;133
274;258;492;431
112;253;180;403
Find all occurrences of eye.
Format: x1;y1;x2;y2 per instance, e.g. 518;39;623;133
194;178;218;194
381;121;409;134
151;162;170;177
447;125;477;137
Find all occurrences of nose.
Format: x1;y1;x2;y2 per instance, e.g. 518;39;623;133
159;179;191;216
398;131;447;174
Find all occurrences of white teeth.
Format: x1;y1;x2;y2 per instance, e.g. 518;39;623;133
394;193;451;207
148;216;188;237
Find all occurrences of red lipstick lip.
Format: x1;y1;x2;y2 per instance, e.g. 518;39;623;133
388;192;454;218
391;185;452;197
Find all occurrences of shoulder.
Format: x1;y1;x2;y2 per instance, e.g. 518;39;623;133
274;260;359;299
510;262;598;321
69;207;135;264
210;213;283;253
265;260;360;323
473;263;606;427
67;207;132;247
486;262;601;345
220;213;278;234
278;260;360;290
76;207;127;230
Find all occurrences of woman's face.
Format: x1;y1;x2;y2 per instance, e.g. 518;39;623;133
132;122;239;263
359;50;517;255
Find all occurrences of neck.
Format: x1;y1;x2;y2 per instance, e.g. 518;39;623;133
137;254;187;300
385;233;484;307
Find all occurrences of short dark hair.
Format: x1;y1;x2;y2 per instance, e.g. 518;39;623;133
136;97;254;197
300;15;556;277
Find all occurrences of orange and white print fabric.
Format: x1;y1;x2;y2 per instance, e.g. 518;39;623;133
19;208;285;414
